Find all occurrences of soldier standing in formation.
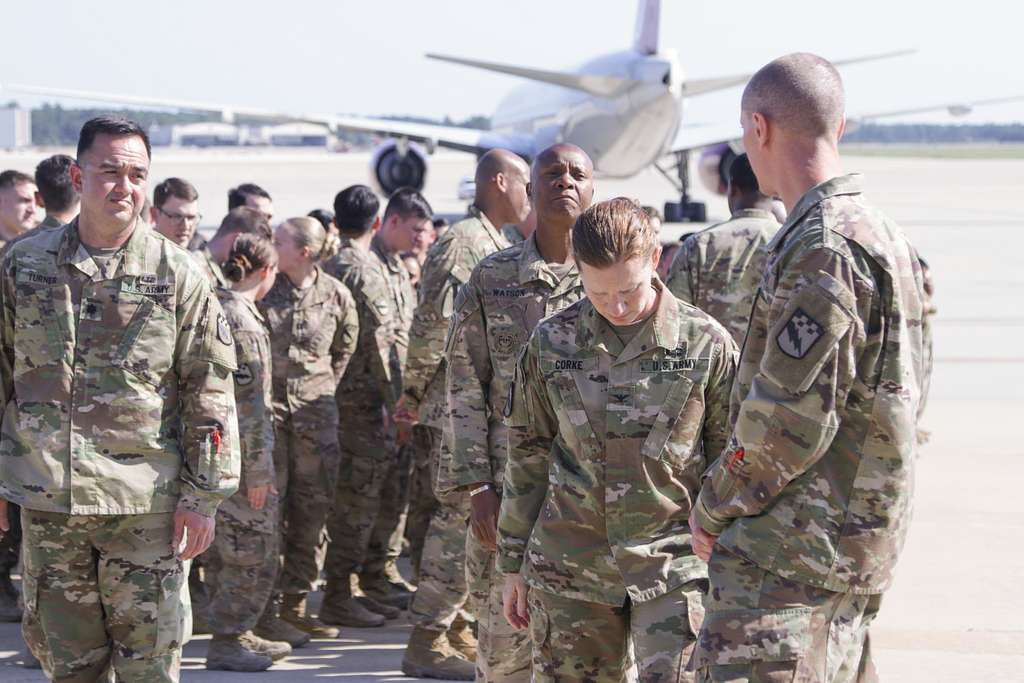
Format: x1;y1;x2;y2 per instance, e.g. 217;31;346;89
498;198;737;681
688;54;927;682
34;154;80;230
439;143;595;682
257;216;359;641
399;149;532;680
665;153;781;345
0;116;240;681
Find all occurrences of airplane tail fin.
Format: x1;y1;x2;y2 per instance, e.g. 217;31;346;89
425;54;639;98
633;0;660;55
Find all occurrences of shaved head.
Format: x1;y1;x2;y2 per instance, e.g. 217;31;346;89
531;143;593;182
475;148;528;188
742;53;845;138
529;143;595;232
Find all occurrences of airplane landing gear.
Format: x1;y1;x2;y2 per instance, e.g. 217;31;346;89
657;150;706;223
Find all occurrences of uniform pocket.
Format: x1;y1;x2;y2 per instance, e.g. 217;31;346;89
640;375;697;467
116;296;176;387
691;606;811;682
155;567;185;655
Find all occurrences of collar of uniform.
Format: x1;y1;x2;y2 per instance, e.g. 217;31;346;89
370;233;402;273
57;216;150;279
732;208;776;222
516;233;576;287
225;287;264;322
39;214;63;229
469;204;508;251
577;277;678;363
274;267;332;304
767;173;864;252
203;246;228;286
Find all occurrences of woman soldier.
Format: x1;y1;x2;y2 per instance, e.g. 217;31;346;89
256;217;359;640
498;198;738;682
203;234;292;672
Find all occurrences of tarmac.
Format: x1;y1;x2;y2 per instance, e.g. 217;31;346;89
0;149;1021;681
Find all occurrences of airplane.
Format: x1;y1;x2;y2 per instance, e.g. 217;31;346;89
3;0;1021;222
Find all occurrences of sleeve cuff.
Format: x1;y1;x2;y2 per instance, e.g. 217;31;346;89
496;550;524;575
177;490;220;518
693;493;731;536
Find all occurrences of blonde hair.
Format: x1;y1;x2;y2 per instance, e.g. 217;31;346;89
572;197;658;268
281;216;341;262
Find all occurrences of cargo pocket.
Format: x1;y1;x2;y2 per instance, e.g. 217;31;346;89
527;589;550;651
342;453;378;496
155;567;185;655
224;525;267;568
691;606;812;683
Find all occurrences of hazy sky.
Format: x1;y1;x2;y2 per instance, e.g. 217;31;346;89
2;0;1022;126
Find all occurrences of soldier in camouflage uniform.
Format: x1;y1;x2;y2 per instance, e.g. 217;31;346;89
192;206;272;289
665;153;780;345
499;199;737;682
321;187;427;622
0;117;240;682
205;234;295;671
687;55;927;683
397;150;531;680
439;144;595;683
34;155;80;230
258;216;358;640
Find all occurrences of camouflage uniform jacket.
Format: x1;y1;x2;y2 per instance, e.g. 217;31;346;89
323;237;410;413
258;268;358;422
192;246;229;289
0;219;240;517
217;288;276;532
501;223;527;245
693;174;927;594
403;206;511;427
496;282;736;604
665;207;780;346
38;215;63;229
438;234;584;494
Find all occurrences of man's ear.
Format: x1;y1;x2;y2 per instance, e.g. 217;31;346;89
34;191;45;210
752;112;770;148
494;172;507;193
372;215;383;233
525;181;532;200
835;115;847;144
70;163;83;193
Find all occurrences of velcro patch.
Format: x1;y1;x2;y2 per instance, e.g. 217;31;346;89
640;358;698;372
216;314;233;346
776;308;823;359
491;287;527;298
545;357;597;372
121;275;176;297
233;363;254;386
16;270;58;286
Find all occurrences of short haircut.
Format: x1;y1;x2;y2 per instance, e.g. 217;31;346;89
726;153;760;195
333;184;380;237
34;155;78;213
383;187;433;223
640;205;662;223
572;197;658;268
741;53;845;138
153;177;199;210
213;206;272;241
0;170;34;190
307;208;334;231
228;183;271;210
77;116;151;161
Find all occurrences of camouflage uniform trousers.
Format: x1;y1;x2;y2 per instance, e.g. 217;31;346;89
467;529;531;683
274;404;343;595
21;509;184;682
690;548;882;683
408;461;472;633
325;409;407;584
203;499;279;636
527;579;707;683
405;425;441;578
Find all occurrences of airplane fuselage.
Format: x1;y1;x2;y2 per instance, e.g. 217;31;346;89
490;49;684;176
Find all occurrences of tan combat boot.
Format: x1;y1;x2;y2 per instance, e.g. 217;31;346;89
447;615;477;662
206;634;273;672
401;626;476;680
254;601;312;648
319;579;386;628
239;630;291;661
280;592;341;638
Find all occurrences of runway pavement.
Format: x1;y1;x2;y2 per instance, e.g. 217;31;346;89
0;149;1020;681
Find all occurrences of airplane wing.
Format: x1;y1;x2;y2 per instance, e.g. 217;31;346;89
0;82;533;157
667;94;1024;156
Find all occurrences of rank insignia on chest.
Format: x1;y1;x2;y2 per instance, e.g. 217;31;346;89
777;308;823;359
216;314;233;346
495;332;519;354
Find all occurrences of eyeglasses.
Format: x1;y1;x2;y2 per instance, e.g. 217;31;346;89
157;207;202;225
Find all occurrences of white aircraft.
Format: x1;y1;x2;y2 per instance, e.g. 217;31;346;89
3;0;1020;221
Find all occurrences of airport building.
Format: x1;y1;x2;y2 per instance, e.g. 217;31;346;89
147;121;333;149
0;107;31;150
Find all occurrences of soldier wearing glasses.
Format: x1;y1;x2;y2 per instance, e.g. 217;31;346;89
151;177;202;249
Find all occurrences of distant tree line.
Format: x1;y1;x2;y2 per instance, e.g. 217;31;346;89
10;102;1024;146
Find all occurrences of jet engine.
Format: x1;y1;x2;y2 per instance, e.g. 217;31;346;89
371;140;429;195
696;143;738;196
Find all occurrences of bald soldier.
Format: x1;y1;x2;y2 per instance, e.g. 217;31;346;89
687;54;927;682
439;144;595;682
399;149;531;680
666;153;780;345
